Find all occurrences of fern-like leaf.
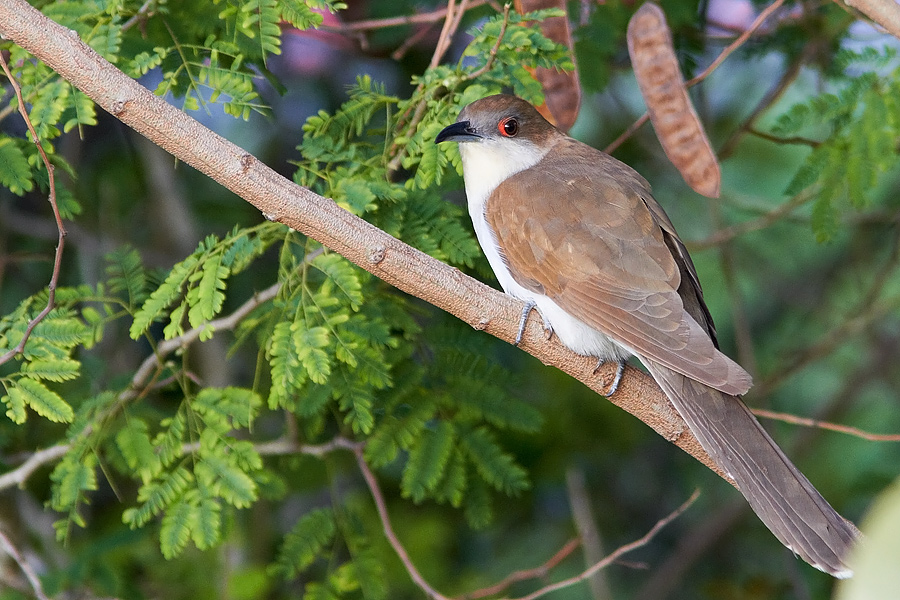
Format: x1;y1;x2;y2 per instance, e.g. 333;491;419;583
13;378;74;423
160;497;197;559
460;426;529;495
0;136;34;195
130;255;199;338
273;507;336;578
401;421;455;502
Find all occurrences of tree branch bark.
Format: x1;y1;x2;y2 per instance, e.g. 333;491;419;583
0;0;727;481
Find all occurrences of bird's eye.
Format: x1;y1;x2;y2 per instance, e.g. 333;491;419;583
498;117;519;137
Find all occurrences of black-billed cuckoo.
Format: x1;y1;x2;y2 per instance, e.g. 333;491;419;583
435;94;859;577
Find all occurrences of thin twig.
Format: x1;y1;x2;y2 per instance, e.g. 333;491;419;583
0;528;50;600
565;467;612;600
605;0;786;154
602;112;649;155
121;0;155;32
322;0;491;33
686;190;813;250
752;409;900;442
387;0;486;173
747;127;820;147
755;296;900;399
511;490;701;600
392;22;440;61
0;444;69;490
466;3;512;80
431;0;461;70
181;435;363;458
0;53;66;368
687;0;787;87
717;45;809;160
353;445;452;600
462;538;581;600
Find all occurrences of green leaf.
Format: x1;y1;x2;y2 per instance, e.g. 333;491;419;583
50;453;98;511
0;136;33;195
335;380;375;434
22;358;80;382
32;315;89;350
281;3;325;29
292;323;332;384
187;253;229;328
401;421;455;502
160;497;196;559
124;466;193;528
461;426;529;495
2;389;27;423
116;419;159;483
155;409;187;467
193;386;262;430
131;255;199;338
106;246;148;308
193;493;222;550
433;448;467;507
196;455;257;508
273;508;336;578
312;253;364;309
268;320;302;409
14;378;73;423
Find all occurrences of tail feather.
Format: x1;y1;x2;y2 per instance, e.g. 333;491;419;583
644;359;860;578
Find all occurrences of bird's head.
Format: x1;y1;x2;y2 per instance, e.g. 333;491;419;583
435;95;561;194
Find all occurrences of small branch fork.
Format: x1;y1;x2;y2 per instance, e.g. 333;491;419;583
462;538;581;600
0;53;67;367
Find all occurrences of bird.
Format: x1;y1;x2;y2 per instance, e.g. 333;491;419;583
435;94;860;578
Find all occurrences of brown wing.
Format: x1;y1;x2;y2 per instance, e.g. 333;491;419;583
488;139;752;395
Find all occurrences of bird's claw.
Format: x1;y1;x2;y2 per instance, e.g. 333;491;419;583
593;358;626;396
514;300;553;346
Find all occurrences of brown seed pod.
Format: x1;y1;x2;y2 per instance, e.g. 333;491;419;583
627;3;721;198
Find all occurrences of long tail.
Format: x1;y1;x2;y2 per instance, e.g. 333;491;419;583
643;359;860;578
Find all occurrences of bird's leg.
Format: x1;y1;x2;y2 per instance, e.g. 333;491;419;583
514;300;553;346
593;358;626;396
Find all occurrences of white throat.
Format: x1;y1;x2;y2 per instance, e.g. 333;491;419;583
457;137;547;298
457;138;549;206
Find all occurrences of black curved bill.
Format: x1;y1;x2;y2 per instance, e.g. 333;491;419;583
435;121;481;144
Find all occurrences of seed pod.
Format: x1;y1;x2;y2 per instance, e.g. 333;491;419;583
627;3;721;198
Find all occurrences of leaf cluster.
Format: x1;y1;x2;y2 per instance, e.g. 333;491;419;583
772;48;900;241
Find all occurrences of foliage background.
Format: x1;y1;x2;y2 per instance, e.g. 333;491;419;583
1;1;900;599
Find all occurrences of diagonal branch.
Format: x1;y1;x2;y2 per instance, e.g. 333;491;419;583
353;445;453;600
0;528;50;600
0;0;725;481
752;409;900;442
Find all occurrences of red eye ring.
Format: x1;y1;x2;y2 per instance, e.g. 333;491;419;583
498;117;519;137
